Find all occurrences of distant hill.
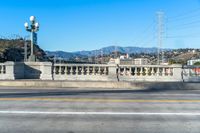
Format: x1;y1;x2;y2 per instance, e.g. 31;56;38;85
45;51;84;59
46;46;170;59
0;38;47;62
73;46;160;56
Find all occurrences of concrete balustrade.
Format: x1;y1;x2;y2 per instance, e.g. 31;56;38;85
53;64;110;81
117;64;181;82
0;61;200;82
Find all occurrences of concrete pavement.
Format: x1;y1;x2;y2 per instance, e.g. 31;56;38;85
0;87;200;133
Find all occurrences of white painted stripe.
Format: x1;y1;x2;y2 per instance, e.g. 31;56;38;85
0;111;200;116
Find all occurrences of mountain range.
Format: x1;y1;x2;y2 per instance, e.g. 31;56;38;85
46;46;169;59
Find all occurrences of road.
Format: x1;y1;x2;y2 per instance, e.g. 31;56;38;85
0;87;200;133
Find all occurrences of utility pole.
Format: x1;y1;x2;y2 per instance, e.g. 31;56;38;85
24;36;29;62
101;49;103;64
24;40;27;62
94;51;97;64
157;11;164;65
115;46;117;59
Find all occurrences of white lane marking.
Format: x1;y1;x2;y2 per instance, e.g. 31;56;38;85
0;111;200;116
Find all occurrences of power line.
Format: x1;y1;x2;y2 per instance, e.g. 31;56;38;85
139;36;156;46
134;21;156;46
168;19;200;29
167;12;200;22
166;34;200;38
167;23;200;31
168;8;200;20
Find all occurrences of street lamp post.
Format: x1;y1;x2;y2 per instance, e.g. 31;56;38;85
24;16;39;62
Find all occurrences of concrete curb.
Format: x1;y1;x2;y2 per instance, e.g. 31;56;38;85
0;80;200;90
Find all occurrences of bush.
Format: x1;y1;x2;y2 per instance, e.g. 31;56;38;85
194;62;200;66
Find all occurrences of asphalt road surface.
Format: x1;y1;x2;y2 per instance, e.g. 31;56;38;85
0;87;200;133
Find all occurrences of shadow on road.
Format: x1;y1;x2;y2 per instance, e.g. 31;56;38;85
0;82;198;98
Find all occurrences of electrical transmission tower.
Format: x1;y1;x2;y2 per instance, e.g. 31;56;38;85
157;11;164;65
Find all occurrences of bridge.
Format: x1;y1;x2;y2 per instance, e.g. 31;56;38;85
0;62;200;133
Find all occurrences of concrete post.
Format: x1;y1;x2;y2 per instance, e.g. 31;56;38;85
40;62;53;80
4;62;15;80
171;64;183;81
108;64;117;81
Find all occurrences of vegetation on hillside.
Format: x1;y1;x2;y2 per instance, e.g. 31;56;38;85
0;38;47;62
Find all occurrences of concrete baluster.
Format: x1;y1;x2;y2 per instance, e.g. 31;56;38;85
102;67;105;75
156;67;160;76
59;66;62;75
0;65;2;74
99;67;102;75
95;67;98;75
140;67;143;76
92;67;95;75
106;67;109;75
87;66;90;75
81;66;84;75
151;67;155;76
75;66;79;75
69;66;73;75
135;67;138;76
162;67;165;76
124;67;127;76
97;67;101;75
0;65;3;74
65;66;68;75
145;67;149;76
129;67;132;76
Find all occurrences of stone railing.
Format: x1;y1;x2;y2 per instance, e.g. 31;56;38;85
53;64;111;81
182;65;200;82
0;61;199;82
52;63;183;82
117;64;182;82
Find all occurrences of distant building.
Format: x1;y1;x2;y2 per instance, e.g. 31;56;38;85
133;58;149;65
120;53;130;60
187;59;200;65
119;55;125;60
108;58;149;65
108;58;120;65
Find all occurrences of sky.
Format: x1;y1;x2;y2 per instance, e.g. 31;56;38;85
0;0;200;52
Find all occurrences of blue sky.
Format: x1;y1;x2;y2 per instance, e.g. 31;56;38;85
0;0;200;52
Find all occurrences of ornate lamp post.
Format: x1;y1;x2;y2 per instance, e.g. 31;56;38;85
24;16;39;62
